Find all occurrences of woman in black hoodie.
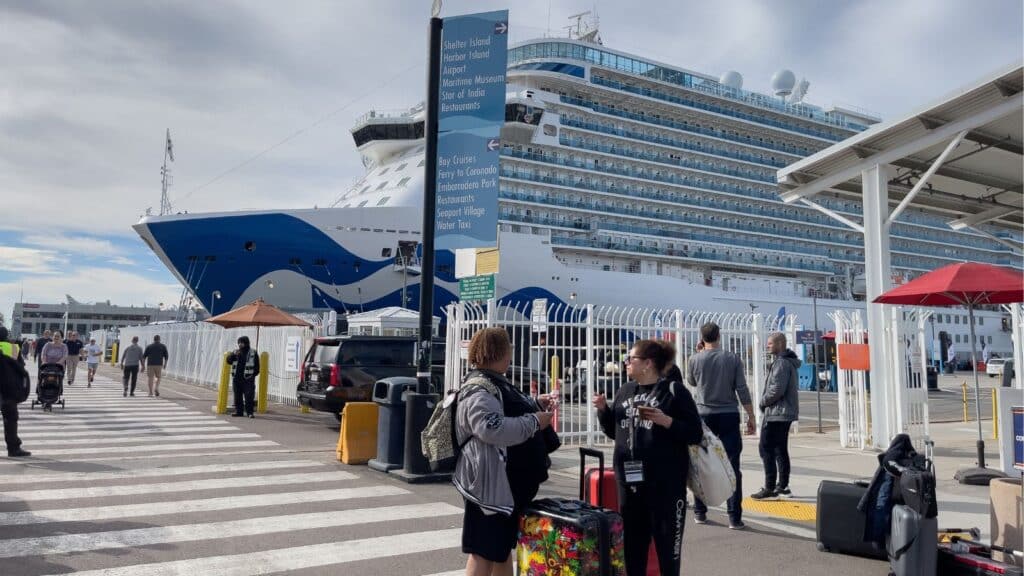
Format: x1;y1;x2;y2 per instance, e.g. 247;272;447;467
593;338;703;576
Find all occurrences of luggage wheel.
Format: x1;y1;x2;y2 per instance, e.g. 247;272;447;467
816;542;829;553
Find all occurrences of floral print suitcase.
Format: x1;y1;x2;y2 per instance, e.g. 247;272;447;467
517;497;626;576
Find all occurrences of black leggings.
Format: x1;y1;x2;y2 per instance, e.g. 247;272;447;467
122;366;139;394
620;486;686;576
759;421;793;490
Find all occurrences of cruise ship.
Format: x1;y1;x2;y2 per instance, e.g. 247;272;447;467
134;29;1021;353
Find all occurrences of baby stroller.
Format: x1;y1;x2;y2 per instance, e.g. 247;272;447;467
32;363;66;412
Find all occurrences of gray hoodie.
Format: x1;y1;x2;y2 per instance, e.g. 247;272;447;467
761;349;800;422
453;373;539;516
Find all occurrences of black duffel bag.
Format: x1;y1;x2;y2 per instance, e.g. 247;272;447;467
896;459;938;519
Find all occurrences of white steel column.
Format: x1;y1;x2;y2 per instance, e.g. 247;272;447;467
751;313;766;430
1012;303;1024;389
862;164;895;449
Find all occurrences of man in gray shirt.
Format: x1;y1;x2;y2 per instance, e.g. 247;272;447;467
687;322;756;530
119;336;144;397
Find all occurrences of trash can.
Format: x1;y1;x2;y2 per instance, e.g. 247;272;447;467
1001;360;1014;388
367;376;419;473
926;366;938;391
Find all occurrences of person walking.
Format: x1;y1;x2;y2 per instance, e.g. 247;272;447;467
593;339;703;576
455;327;555;576
84;337;102;386
142;335;169;397
40;331;68;369
687;322;756;528
751;332;801;500
226;336;259;418
0;326;30;457
33;329;52;367
64;331;84;386
119;336;144;397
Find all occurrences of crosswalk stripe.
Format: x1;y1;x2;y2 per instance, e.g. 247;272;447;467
24;432;261;446
17;421;234;433
423;571;466;576
0;447;297;465
20;415;223;425
0;485;408;526
20;426;239;439
29;439;280;456
1;503;462;559
0;459;321;485
39;528;463;575
22;410;203;419
47;403;189;409
0;470;357;502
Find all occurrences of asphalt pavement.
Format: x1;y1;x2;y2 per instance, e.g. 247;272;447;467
0;364;965;575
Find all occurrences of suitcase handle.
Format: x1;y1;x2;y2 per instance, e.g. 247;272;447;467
579;447;605;504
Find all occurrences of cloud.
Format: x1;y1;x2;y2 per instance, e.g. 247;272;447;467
0;266;182;317
20;233;122;257
0;246;66;275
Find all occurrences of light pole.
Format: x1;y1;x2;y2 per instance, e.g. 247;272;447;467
929;314;936;368
210;291;221;316
812;289;822;434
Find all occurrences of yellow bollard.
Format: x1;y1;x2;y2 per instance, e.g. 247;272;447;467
299;404;311;414
110;342;118;367
215;351;231;415
257;351;269;414
961;382;969;423
992;388;998;440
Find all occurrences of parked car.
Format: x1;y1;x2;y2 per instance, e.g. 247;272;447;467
296;335;445;420
986;357;1009;378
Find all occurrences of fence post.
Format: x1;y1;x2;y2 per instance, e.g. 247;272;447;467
257;351;269;414
751;313;765;431
485;298;496;328
215;351;230;414
585;303;595;446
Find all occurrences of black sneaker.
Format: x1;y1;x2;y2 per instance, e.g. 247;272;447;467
155;391;160;397
750;487;778;500
123;390;127;397
693;513;708;525
8;449;31;458
729;520;747;530
231;413;244;417
248;413;255;419
776;487;792;498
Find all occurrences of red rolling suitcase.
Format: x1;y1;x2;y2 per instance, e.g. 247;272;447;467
580;448;660;576
938;539;1024;576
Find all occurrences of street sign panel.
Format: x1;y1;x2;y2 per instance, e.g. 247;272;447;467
796;330;821;345
1013;406;1023;471
459;274;495;301
531;298;547;333
434;10;509;252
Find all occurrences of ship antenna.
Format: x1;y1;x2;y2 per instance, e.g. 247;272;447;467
160;129;175;216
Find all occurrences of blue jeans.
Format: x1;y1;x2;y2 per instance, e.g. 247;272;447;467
692;412;743;522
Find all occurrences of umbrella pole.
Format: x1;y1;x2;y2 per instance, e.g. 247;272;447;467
968;303;984;468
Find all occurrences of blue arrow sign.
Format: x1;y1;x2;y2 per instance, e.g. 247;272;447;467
434;10;509;252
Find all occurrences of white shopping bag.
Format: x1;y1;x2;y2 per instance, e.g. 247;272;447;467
687;422;737;507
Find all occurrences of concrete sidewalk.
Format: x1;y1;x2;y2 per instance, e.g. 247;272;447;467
550;420;1002;541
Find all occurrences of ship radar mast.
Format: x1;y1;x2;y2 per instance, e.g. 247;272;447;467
160;129;175;216
566;10;601;45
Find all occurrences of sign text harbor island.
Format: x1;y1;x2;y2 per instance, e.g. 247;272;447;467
435;9;508;299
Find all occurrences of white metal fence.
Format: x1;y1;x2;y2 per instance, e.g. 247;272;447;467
830;310;870;449
117;323;315;405
444;299;795;446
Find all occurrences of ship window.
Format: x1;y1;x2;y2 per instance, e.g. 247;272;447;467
396;163;407;172
377;196;391;206
397;177;411;187
418;159;425;167
379;167;389;176
360;186;371;194
358;200;369;207
244;241;256;252
381;248;392;258
376;182;388;190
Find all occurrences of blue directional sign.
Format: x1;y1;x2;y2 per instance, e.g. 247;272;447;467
1013;406;1023;471
434;10;508;251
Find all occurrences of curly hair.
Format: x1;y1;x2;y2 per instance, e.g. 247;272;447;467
468;327;511;367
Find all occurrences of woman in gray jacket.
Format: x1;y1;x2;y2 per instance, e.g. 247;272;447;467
454;327;555;576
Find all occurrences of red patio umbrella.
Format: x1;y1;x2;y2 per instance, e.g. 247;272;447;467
873;262;1023;484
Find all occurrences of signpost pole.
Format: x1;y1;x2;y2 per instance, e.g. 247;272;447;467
416;15;443;397
814;292;822;433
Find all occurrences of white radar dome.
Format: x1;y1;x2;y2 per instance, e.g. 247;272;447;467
771;69;796;96
719;70;743;90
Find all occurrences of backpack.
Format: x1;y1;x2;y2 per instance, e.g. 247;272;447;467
0;354;30;404
421;372;500;473
897;463;937;519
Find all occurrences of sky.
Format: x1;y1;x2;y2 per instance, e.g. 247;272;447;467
1;0;1022;325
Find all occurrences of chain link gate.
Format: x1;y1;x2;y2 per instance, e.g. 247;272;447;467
444;299;793;446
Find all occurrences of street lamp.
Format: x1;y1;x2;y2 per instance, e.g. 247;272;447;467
210;290;221;315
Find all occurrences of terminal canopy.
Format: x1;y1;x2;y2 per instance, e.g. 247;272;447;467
777;62;1023;245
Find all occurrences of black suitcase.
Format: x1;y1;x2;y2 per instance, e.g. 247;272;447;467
815;480;887;560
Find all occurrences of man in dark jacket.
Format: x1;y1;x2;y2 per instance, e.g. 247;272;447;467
0;326;30;457
752;332;800;500
226;336;260;418
33;329;52;367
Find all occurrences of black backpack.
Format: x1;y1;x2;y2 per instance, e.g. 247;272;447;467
897;460;937;519
0;354;30;404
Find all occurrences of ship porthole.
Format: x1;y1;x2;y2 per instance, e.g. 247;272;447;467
245;241;256;252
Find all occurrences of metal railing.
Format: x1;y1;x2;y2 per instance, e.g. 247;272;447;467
444;299;795;446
